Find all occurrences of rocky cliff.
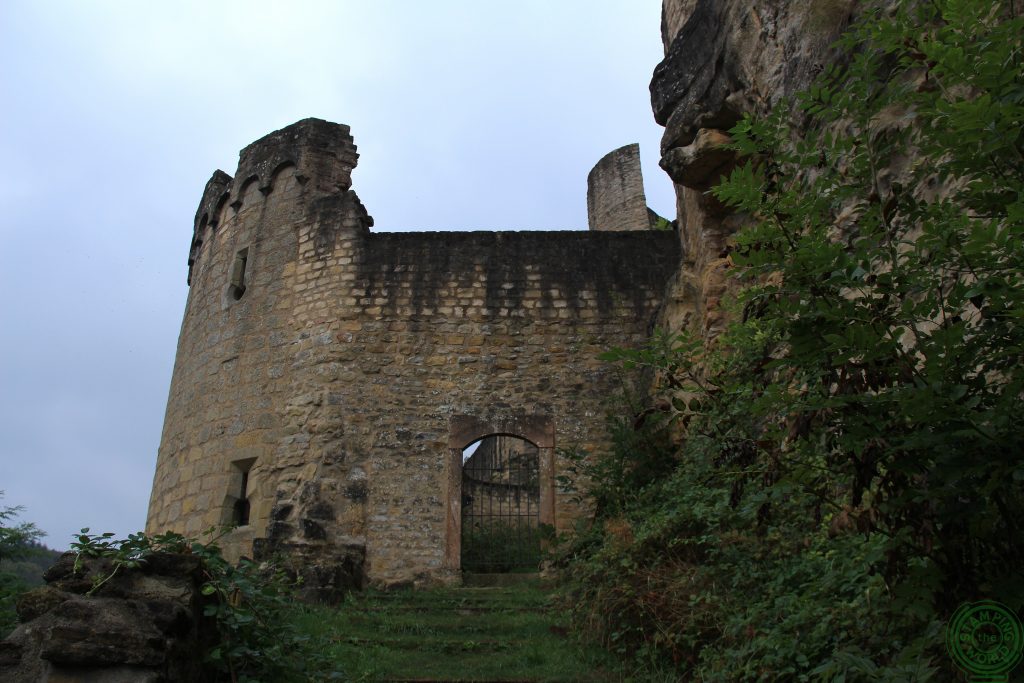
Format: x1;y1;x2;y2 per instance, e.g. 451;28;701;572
651;0;860;336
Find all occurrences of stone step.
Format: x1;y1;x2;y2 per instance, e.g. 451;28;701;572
318;582;618;682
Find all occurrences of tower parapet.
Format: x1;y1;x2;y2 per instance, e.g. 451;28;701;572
185;118;369;286
235;118;359;197
188;170;232;285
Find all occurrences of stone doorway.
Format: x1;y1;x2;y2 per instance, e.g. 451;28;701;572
446;415;555;575
460;435;541;572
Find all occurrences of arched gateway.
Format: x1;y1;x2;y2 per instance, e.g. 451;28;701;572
448;415;555;574
146;119;679;597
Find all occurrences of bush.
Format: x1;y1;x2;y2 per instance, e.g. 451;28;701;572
560;0;1024;679
462;521;543;573
0;494;44;638
71;529;342;682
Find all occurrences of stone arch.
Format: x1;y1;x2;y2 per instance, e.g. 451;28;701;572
210;191;231;229
231;175;261;211
188;213;208;272
191;213;208;250
262;161;297;195
445;415;555;573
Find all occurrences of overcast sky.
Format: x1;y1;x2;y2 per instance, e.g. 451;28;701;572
0;1;674;550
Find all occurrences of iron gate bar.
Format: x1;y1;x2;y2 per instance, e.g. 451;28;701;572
461;436;541;573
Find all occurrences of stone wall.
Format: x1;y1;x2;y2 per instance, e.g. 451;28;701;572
586;143;653;232
147;119;680;590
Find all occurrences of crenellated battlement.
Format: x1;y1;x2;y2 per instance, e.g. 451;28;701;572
235;118;358;197
186;119;364;285
188;170;233;284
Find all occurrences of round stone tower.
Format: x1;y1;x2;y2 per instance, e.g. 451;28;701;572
148;119;373;597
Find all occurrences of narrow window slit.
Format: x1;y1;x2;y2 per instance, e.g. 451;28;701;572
232;459;254;526
229;247;249;300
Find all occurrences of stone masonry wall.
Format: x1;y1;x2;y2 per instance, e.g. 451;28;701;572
147;119;680;590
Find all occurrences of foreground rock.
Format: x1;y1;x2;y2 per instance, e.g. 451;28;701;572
0;553;212;683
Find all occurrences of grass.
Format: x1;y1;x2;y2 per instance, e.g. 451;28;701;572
289;582;640;682
461;522;543;574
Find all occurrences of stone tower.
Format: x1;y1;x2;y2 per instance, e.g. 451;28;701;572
147;118;679;595
586;143;653;231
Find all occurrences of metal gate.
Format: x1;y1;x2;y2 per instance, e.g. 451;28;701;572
461;436;541;573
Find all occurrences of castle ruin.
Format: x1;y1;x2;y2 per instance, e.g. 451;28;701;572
146;118;679;594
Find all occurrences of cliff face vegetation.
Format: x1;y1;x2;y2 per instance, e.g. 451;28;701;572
559;1;1024;679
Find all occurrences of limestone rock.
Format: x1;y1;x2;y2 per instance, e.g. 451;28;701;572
660;128;736;190
651;0;861;338
40;597;185;667
0;553;211;683
652;0;856;151
14;587;67;623
660;0;700;52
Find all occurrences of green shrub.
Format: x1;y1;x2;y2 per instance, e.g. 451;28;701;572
561;0;1024;679
461;521;543;573
0;494;44;638
71;529;342;682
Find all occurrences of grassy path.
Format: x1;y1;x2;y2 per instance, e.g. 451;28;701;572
293;580;627;682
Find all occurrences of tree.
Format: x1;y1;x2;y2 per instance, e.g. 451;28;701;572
0;493;44;564
0;492;46;636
